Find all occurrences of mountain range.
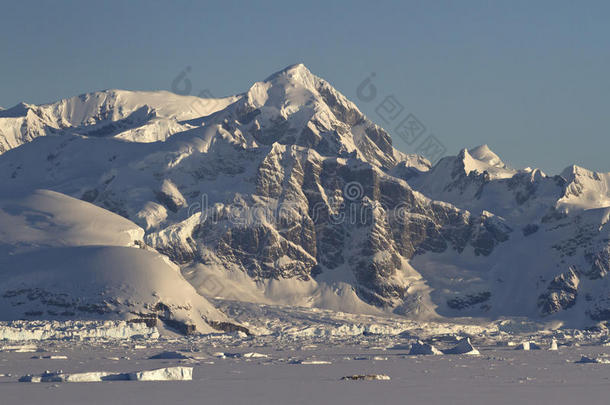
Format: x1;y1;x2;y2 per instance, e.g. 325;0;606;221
1;63;610;331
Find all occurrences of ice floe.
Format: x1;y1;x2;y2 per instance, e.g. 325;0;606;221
514;341;542;351
19;367;193;382
128;366;193;381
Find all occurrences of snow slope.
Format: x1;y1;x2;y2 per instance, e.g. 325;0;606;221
0;89;239;153
558;165;610;211
0;189;143;255
0;189;230;334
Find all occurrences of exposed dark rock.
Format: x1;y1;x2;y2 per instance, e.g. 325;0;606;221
161;319;197;335
81;189;99;203
584;247;610;280
155;191;182;213
208;320;252;336
447;292;492;310
522;224;539;236
538;267;580;315
128;317;158;328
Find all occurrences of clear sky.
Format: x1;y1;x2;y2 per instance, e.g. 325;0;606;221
2;0;608;174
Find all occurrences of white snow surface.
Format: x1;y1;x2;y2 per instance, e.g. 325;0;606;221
0;320;159;341
0;90;239;152
0;189;143;255
0;299;610;404
0;189;229;333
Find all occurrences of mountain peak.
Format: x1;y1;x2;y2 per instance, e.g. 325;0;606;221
219;64;397;169
560;164;586;179
451;145;514;180
467;144;505;168
259;63;321;95
264;63;312;82
245;64;320;112
5;65;610;328
558;164;610;210
0;102;33;118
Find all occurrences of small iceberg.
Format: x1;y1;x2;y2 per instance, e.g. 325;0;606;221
128;366;193;381
514;341;541;351
443;338;480;355
19;367;193;383
408;341;443;355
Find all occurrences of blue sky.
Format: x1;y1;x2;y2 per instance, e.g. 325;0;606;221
2;0;608;173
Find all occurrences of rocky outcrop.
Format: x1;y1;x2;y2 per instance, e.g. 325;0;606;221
585;247;610;280
447;292;491;310
538;268;580;315
166;144;512;308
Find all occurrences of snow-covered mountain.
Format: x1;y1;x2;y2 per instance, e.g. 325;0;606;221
1;64;610;328
0;89;238;153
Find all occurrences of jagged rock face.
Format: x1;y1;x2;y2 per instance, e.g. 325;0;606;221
152;144;511;307
538;268;580;315
447;292;492;310
587;299;610;322
585;247;610;279
402;142;610;324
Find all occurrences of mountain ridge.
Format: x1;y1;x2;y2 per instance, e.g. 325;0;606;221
1;64;610;328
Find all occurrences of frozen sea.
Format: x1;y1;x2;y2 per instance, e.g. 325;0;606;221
2;300;610;405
